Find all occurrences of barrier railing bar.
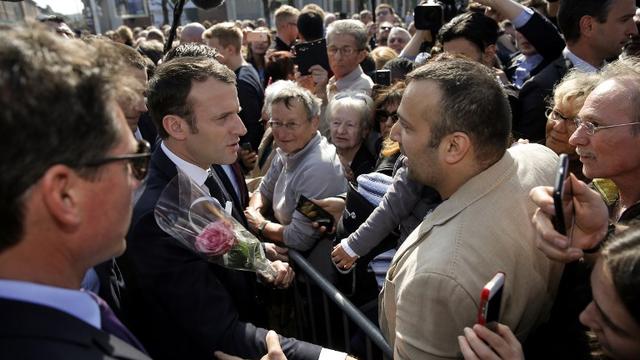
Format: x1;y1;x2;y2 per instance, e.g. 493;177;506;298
289;249;393;358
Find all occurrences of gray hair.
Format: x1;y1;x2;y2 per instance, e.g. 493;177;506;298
326;19;368;50
389;27;410;41
267;81;322;121
327;91;374;133
596;57;640;135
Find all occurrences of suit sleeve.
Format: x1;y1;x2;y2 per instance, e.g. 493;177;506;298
516;11;565;64
124;211;322;360
392;273;477;360
515;78;550;142
237;78;265;151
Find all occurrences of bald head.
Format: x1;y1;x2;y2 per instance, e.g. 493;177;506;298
180;22;206;44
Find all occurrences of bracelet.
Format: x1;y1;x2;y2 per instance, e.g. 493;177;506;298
258;220;269;237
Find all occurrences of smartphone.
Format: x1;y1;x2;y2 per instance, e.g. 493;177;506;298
477;272;505;332
296;194;334;231
553;154;572;235
414;4;444;32
246;31;268;43
374;69;391;86
240;142;253;152
292;38;330;76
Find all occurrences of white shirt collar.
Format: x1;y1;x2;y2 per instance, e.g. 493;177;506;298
563;47;600;73
0;279;100;329
161;141;210;186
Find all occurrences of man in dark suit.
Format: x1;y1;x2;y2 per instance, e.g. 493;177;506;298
120;56;345;360
0;27;151;360
516;0;637;142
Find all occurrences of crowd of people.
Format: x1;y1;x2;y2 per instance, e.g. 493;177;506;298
2;0;640;359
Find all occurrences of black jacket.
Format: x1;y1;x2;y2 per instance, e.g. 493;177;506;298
0;298;151;360
118;149;321;360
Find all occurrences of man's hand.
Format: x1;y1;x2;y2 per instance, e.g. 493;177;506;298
263;260;295;289
529;174;609;263
309;197;345;234
264;242;289;262
331;244;358;270
214;330;287;360
238;149;258;171
244;207;266;233
458;324;524;360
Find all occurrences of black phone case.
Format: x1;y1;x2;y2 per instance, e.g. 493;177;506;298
296;195;335;230
293;38;331;76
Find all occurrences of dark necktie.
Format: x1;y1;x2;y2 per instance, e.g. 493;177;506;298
88;291;147;354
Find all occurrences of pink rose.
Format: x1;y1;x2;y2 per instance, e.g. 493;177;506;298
195;221;236;256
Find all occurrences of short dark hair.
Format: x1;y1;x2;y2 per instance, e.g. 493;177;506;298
147;56;235;139
437;12;499;53
162;42;219;63
406;58;511;165
602;226;640;326
558;0;615;42
382;56;415;82
298;5;325;41
0;27;124;252
137;39;164;65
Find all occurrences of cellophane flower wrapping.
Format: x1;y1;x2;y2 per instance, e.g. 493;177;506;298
154;169;276;281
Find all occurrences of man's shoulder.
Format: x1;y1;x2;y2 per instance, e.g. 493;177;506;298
0;298;148;360
522;55;570;92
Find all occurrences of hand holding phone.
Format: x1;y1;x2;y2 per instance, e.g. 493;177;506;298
296;195;335;232
477;272;505;332
553;154;574;236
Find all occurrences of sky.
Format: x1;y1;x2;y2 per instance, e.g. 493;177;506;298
33;0;85;15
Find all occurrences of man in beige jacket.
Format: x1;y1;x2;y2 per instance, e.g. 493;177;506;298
379;58;563;359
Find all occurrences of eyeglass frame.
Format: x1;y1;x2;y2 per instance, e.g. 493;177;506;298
573;117;640;136
268;119;307;131
376;109;399;123
80;139;152;181
327;46;365;57
545;108;576;124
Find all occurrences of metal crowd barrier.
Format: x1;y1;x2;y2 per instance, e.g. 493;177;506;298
288;249;393;359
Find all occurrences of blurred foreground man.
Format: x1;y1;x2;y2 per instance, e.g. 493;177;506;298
379;58;562;359
0;27;151;359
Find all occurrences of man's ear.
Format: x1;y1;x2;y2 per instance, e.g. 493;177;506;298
310;116;320;131
579;15;596;39
40;165;83;229
357;49;369;64
441;132;471;165
163;115;190;140
482;44;497;66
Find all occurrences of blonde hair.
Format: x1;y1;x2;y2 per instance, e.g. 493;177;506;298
203;22;242;52
370;46;398;69
275;5;300;28
551;70;600;114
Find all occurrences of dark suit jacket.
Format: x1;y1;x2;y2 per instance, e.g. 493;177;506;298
516;55;572;143
513;10;569;143
0;298;150;360
119;148;322;360
505;10;565;82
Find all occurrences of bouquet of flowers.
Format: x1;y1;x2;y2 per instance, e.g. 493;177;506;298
154;169;276;281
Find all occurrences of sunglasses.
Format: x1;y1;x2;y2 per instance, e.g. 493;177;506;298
376;109;398;122
81;139;152;181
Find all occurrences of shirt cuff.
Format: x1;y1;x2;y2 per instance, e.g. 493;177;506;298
340;238;359;258
512;7;533;29
319;348;348;360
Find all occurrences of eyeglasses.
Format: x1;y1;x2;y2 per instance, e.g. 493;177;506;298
546;108;577;127
380;26;393;31
327;46;363;56
81;139;152;180
376;109;398;123
268;120;303;131
573;117;640;136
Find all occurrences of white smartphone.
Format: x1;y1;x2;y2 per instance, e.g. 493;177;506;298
477;272;505;331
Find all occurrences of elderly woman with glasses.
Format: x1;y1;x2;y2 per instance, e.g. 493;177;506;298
328;92;376;182
545;70;599;182
245;82;347;251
